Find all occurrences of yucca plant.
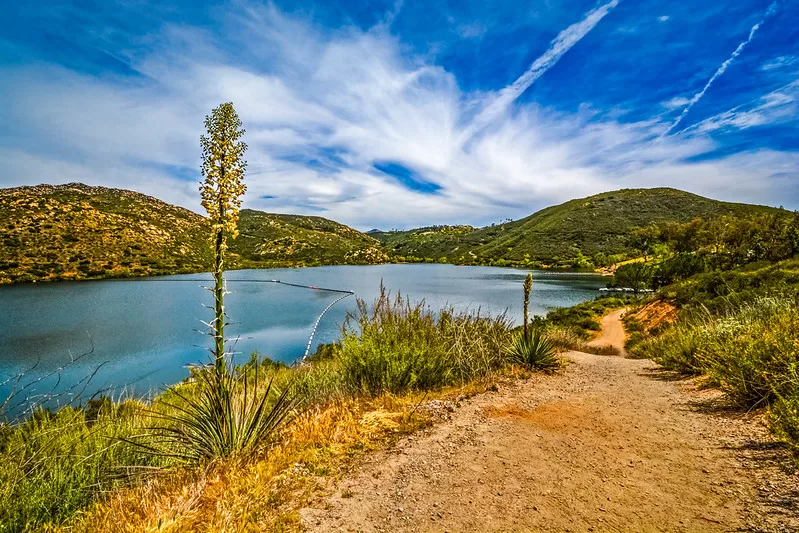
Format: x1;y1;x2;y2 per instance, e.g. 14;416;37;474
507;329;560;372
128;358;297;464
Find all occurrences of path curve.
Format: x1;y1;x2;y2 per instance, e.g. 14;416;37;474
301;312;798;533
587;308;628;356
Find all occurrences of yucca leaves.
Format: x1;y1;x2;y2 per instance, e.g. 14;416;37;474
126;360;297;464
507;329;560;372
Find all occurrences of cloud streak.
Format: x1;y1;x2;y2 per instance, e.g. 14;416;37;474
0;1;796;229
662;1;778;136
460;0;620;143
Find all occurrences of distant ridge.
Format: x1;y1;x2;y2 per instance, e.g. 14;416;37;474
372;188;783;267
0;183;386;283
0;184;786;283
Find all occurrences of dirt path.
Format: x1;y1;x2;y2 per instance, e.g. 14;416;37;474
301;313;798;533
587;308;628;356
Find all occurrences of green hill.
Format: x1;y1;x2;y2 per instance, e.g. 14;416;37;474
233;209;387;267
0;183;385;283
374;188;783;267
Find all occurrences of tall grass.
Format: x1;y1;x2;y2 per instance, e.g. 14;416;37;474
630;295;799;462
0;400;162;531
335;286;512;395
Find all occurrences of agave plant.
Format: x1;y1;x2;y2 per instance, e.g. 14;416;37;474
127;358;297;464
507;329;560;372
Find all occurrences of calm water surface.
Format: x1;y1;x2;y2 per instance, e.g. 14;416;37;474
1;264;604;413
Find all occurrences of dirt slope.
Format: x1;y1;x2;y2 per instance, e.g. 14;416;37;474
301;314;798;533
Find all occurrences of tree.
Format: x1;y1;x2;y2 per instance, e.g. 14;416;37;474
614;262;653;293
628;225;660;262
200;102;247;374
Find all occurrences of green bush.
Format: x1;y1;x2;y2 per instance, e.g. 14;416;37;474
771;387;799;462
697;298;799;407
335;286;512;395
628;317;709;374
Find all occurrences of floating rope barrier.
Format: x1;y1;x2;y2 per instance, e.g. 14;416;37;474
126;277;355;360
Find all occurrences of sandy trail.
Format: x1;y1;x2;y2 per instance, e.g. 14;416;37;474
587;308;628;355
301;312;798;533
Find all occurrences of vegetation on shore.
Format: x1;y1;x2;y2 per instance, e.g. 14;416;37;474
616;211;799;465
0;184;386;284
373;188;783;268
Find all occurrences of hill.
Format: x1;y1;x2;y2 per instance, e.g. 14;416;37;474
0;183;385;283
233;210;387;267
374;188;782;267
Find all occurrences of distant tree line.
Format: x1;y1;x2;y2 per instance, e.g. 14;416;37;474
615;212;799;291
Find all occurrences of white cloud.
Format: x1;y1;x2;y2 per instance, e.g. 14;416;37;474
677;80;798;134
0;2;796;230
662;1;778;136
761;55;799;72
661;96;691;110
658;15;670;22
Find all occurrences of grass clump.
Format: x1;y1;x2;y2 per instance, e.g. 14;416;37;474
507;329;560;371
335;286;512;395
0;400;162;531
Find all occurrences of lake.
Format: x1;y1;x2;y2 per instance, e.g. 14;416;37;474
1;264;604;415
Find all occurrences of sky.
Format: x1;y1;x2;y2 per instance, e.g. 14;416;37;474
0;0;797;230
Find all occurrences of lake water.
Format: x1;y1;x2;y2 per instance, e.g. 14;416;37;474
1;264;604;415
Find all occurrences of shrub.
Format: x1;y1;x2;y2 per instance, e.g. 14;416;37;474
770;386;799;463
335;286;511;395
138;359;297;464
628;318;708;374
697;297;799;408
507;330;560;372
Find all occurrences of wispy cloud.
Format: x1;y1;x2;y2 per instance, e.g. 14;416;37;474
460;0;620;143
0;1;797;228
676;80;799;134
761;55;799;72
661;1;778;136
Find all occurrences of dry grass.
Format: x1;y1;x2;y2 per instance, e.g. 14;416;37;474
59;394;431;533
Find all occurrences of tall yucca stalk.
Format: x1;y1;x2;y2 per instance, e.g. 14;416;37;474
200;102;247;374
523;273;533;339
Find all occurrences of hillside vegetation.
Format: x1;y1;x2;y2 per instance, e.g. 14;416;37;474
374;188;781;267
607;210;799;463
234;209;387;267
0;184;386;283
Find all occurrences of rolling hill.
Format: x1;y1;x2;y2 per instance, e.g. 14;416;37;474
373;188;783;267
0;184;785;283
0;183;386;283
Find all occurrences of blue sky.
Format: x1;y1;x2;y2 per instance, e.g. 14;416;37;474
1;0;797;229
